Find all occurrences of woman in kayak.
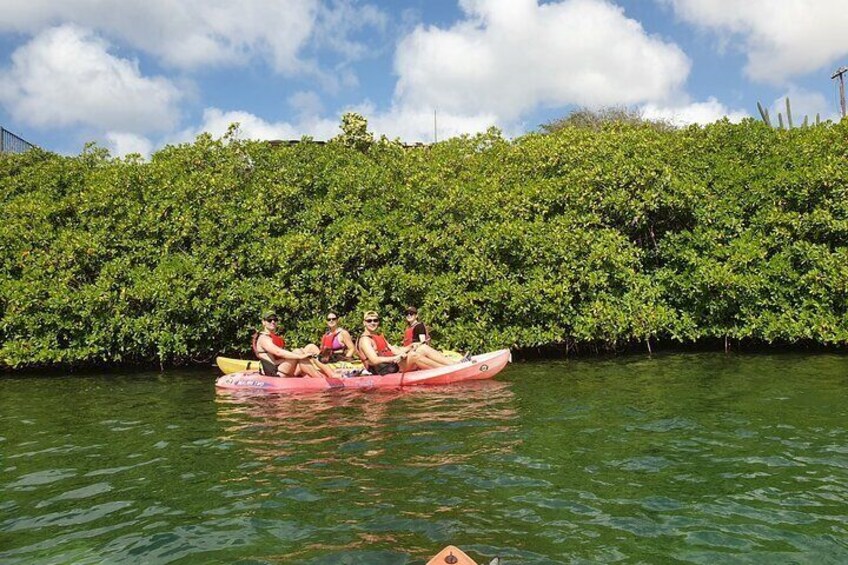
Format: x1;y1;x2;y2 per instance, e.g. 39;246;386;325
254;312;336;378
318;311;357;363
402;306;458;365
357;311;456;375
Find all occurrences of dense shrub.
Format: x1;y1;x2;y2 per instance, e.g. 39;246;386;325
1;118;847;369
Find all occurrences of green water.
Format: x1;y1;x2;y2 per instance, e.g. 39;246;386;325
1;353;847;564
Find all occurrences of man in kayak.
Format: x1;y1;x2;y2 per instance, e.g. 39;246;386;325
254;312;336;378
358;311;456;375
403;306;457;365
318;310;357;363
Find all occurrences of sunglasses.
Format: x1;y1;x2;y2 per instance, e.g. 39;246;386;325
265;318;278;323
405;312;416;316
364;318;380;323
327;316;338;321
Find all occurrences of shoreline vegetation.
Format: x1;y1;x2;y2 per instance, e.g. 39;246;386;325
1;114;847;371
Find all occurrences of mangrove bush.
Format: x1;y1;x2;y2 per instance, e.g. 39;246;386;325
1;117;847;369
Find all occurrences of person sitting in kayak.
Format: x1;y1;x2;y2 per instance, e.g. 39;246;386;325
402;306;458;365
253;312;336;378
318;311;357;363
357;311;455;375
404;305;430;346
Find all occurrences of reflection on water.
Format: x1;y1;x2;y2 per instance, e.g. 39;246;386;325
2;354;848;564
210;381;520;563
216;381;519;478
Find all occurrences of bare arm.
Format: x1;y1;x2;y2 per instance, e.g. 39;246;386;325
257;335;310;360
339;329;356;357
360;336;402;365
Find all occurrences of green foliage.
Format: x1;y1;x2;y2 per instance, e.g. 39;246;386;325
540;106;674;133
2;118;847;369
333;112;374;152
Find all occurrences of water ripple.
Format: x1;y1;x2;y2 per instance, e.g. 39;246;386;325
1;356;847;563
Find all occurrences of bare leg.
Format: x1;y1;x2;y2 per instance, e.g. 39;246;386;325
310;358;338;378
297;344;320;356
297;360;325;378
277;359;298;377
278;358;324;378
413;344;455;366
402;351;442;371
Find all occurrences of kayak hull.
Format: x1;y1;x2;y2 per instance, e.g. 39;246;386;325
216;351;462;375
215;349;510;394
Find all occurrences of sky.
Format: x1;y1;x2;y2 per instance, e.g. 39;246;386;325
0;0;846;157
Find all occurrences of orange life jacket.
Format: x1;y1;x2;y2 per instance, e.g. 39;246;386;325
403;324;430;346
358;332;392;367
252;331;285;357
320;329;343;352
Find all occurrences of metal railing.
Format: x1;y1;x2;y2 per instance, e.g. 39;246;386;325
1;127;36;154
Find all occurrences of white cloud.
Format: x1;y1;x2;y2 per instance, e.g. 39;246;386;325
393;0;691;121
105;132;154;158
0;0;384;74
175;107;340;144
312;1;388;61
170;104;495;148
0;25;181;133
288;91;325;118
767;87;835;126
641;97;748;126
352;102;499;143
664;0;848;83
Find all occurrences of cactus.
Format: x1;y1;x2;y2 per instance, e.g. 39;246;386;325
756;96;816;129
785;97;793;128
757;101;772;127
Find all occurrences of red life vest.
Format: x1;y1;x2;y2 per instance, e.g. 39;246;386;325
359;332;392;367
321;330;342;352
403;323;430;346
252;331;285;356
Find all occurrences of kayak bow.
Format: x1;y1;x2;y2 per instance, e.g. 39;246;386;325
427;546;480;565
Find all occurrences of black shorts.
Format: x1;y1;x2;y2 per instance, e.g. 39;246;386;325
259;358;279;376
319;352;348;364
259;358;296;378
370;362;400;375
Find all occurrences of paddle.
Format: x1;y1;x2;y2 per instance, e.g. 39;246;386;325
307;356;345;387
398;351;410;386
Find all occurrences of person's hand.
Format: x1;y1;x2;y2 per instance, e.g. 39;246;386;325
299;352;312;360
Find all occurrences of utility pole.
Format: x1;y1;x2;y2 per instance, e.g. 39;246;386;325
434;109;438;143
832;66;847;118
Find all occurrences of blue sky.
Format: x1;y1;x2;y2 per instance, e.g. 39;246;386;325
0;0;845;156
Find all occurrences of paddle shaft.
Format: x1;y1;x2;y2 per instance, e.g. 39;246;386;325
308;356;344;385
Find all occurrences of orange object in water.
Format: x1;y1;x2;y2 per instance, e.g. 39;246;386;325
426;545;478;565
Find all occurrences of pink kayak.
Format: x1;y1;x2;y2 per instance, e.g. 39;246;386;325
215;349;511;393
